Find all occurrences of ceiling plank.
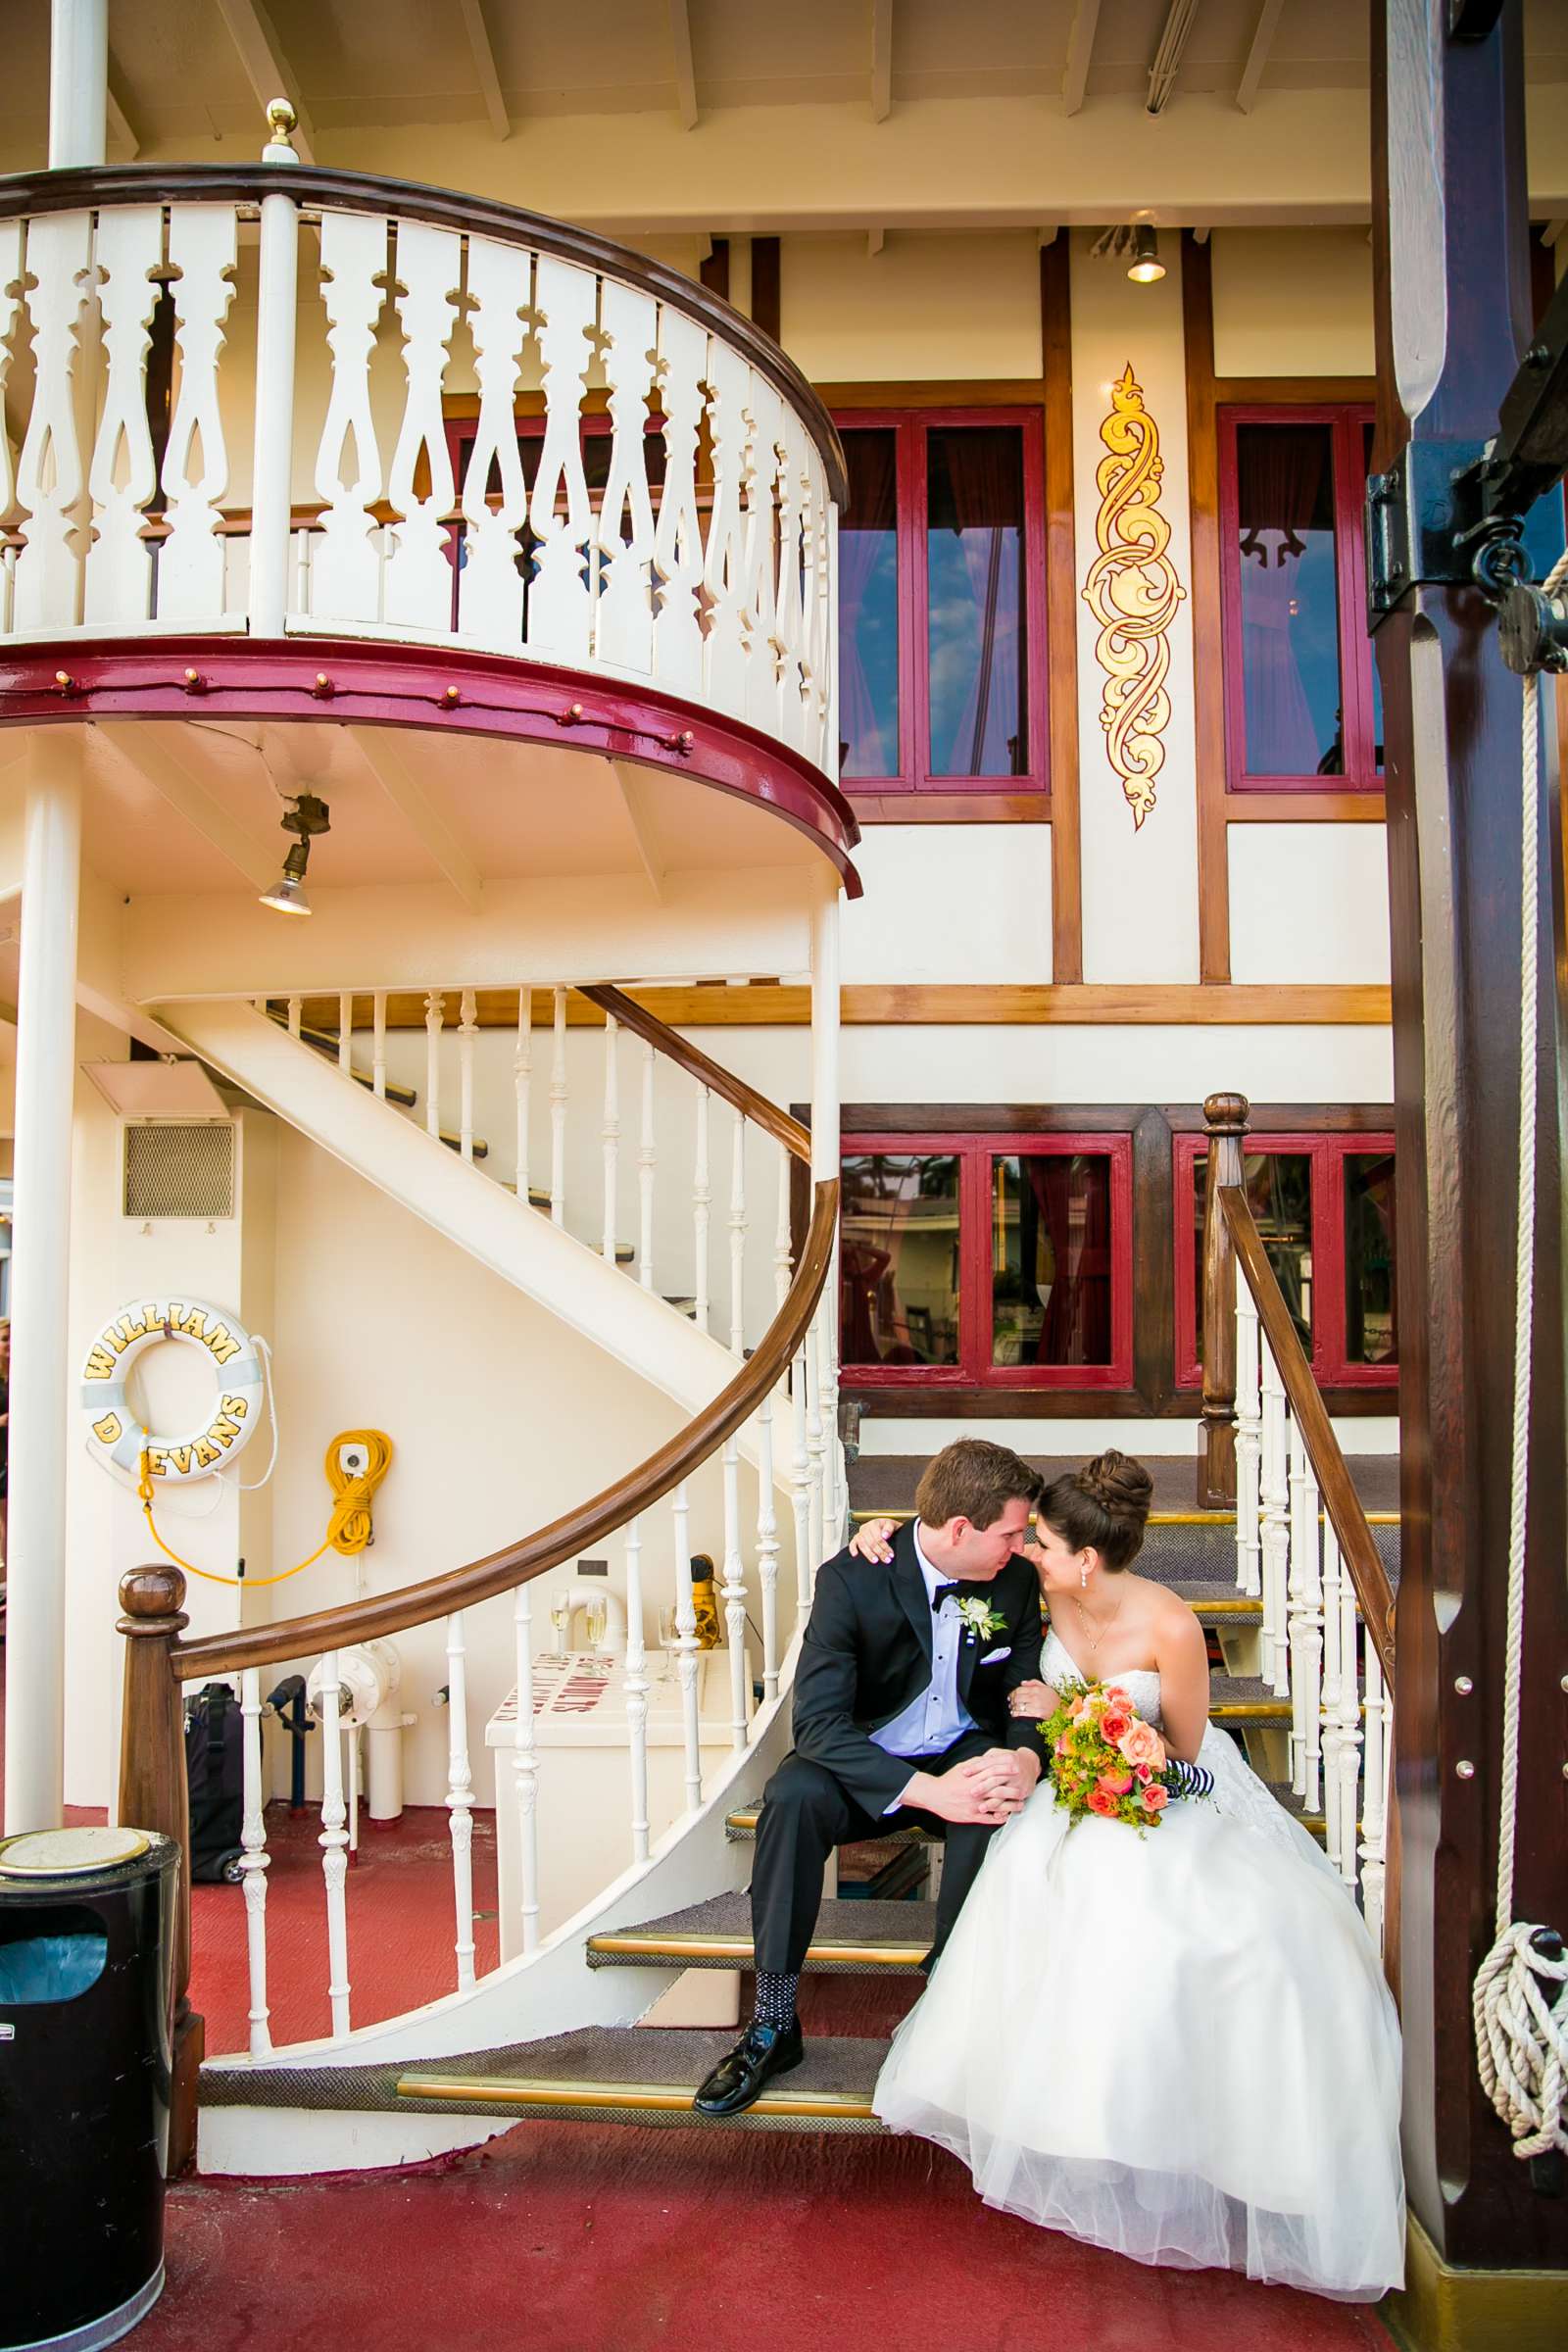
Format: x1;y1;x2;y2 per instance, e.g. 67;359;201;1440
459;0;511;140
1236;0;1286;116
668;0;698;131
1061;0;1102;118
347;726;483;911
213;0;317;162
105;59;141;158
96;722;280;892
610;760;666;900
870;0;893;123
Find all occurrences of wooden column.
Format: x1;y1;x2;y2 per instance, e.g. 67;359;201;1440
118;1565;203;2178
1197;1091;1248;1507
1372;2;1568;2274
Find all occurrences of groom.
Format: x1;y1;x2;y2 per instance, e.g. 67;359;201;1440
694;1437;1050;2117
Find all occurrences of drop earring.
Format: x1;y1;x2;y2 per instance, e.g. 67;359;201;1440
1080;1562;1089;1589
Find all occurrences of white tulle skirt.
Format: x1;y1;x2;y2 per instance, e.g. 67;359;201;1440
872;1729;1405;2300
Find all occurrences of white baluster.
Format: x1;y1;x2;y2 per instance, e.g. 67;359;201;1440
238;1666;271;2058
721;1437;748;1751
774;1140;793;1311
444;1611;476;1989
1335;1573;1364;1886
1286;1421;1323;1808
596;280;658;672
791;1340;813;1607
372;991;388;1100
1359;1640;1390;1953
312;211;387;623
623;1515;650;1862
820;1265;843;1545
1257;1333;1290;1694
806;1309;826;1572
728;1108;748;1355
14;210;92;629
459;987;478;1163
526;257;595;661
423;990;445;1139
774;414;809;755
637;1039;657;1291
286;994;302;1039
703;343;751;715
83;205;163;626
601;1011;620;1261
756;1389;780;1702
513;1582;541;1952
814;463;838;776
1319;1521;1346;1869
318;1654;352;2038
671;1481;702;1812
0;220;24;634
337;991;353;1077
384;220;460;631
550;985;567;1226
652;308;706;700
743;374;785;738
1234;1283;1262;1597
514;987;533;1205
692;1086;711;1334
458;236;531;649
158;205;238;623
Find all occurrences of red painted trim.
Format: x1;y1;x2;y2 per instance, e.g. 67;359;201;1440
1217;403;1380;797
841;1131;1134;1390
834;409;1050;799
0;636;863;895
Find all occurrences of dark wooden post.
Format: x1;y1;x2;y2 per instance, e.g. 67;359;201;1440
1372;2;1568;2280
118;1565;203;2178
1197;1091;1248;1509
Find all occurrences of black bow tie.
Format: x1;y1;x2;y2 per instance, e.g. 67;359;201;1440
931;1582;961;1611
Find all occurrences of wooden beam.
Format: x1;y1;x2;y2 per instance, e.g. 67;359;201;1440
213;0;316;162
96;723;278;892
346;726;482;911
1042;236;1083;984
1235;0;1284;116
458;0;511;140
668;0;698;131
1061;0;1102;118
105;59;140;158
609;760;665;900
1182;229;1233;985
870;0;893;123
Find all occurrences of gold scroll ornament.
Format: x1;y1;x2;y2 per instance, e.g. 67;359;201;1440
1082;365;1186;829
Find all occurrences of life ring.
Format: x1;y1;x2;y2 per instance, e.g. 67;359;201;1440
80;1297;266;1483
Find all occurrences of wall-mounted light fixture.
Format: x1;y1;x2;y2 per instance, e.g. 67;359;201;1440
1127;224;1165;284
259;792;331;916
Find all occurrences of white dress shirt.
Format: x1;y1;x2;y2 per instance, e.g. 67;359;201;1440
869;1523;981;1807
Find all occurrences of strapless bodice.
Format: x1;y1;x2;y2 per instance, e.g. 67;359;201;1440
1043;1626;1163;1730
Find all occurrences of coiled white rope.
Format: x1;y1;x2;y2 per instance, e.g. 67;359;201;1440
1471;548;1568;2163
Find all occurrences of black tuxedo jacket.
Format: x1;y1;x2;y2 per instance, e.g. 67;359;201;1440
791;1519;1051;1815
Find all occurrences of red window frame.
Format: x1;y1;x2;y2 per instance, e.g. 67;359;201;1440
833;409;1050;796
1217;404;1380;795
840;1132;1134;1390
1173;1131;1397;1390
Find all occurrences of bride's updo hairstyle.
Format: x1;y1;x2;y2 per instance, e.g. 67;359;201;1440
1036;1449;1154;1573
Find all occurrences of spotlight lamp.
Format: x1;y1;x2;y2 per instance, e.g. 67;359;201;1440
1127;223;1165;285
259;791;331;916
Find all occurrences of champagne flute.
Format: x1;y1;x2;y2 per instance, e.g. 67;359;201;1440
549;1600;570;1661
583;1594;608;1653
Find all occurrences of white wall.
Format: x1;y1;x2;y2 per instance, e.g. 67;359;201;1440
1209;229;1375;380
839;826;1052;984
779;231;1042;382
1228;826;1392;986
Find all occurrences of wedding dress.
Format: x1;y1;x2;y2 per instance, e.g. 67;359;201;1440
872;1629;1405;2299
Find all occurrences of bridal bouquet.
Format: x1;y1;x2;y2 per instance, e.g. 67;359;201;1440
1040;1682;1207;1830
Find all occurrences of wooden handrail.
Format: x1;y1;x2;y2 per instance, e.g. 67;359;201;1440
1218;1185;1396;1680
577;984;812;1161
173;1179;837;1680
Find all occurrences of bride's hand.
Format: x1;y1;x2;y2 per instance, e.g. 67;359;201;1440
847;1515;899;1562
1006;1680;1057;1721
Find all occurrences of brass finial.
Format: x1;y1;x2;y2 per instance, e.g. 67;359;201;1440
263;97;299;161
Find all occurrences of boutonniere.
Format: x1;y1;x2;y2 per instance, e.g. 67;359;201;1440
955;1595;1008;1644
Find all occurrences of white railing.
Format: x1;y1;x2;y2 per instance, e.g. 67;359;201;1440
0;156;842;779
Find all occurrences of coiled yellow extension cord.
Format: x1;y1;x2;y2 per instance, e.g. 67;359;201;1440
137;1428;394;1588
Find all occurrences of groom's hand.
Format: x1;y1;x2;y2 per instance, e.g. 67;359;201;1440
900;1751;1038;1826
973;1746;1041;1809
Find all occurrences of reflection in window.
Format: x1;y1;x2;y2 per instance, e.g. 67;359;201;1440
927;426;1025;777
1194;1148;1314;1361
840;1153;960;1367
992;1153;1112;1367
839;428;901;779
1345;1151;1397;1365
1235;421;1343;776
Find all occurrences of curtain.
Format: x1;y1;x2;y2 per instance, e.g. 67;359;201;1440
1236;423;1336;774
839;431;899;777
1027;1156;1111;1368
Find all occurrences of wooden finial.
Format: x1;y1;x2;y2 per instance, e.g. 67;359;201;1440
118;1563;188;1633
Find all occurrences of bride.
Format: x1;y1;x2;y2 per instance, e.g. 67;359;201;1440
849;1450;1404;2301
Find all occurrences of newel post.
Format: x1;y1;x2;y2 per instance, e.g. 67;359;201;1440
1197;1091;1250;1509
118;1564;203;2178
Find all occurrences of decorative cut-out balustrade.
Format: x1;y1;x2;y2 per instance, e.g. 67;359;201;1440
0;163;844;778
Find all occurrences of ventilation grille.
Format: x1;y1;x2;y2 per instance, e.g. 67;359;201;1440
122;1123;236;1220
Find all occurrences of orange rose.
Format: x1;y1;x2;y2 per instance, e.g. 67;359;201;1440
1102;1686;1133;1709
1054;1736;1071;1756
1099;1709;1132;1745
1141;1783;1169;1813
1118;1720;1165;1770
1097;1769;1134;1796
1135;1762;1153;1784
1086;1787;1117;1816
1066;1694;1086;1719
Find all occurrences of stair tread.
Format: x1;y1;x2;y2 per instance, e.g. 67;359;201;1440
398;2026;885;2110
588;1893;933;1971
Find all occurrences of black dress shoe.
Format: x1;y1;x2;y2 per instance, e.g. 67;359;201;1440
692;2018;805;2117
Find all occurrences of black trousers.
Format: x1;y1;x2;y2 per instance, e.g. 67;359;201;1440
751;1729;1004;1977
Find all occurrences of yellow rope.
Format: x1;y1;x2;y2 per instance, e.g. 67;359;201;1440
137;1429;394;1588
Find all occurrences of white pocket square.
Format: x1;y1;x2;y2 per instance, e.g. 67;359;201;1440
978;1646;1012;1665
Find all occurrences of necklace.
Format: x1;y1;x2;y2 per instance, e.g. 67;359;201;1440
1070;1588;1126;1653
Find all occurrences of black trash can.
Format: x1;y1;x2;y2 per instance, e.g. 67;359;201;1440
0;1825;180;2349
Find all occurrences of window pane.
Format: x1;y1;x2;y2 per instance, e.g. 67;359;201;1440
839;429;901;779
840;1153;960;1366
1235;422;1344;776
1346;1150;1397;1365
927;425;1026;776
1194;1149;1313;1362
992;1153;1112;1368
